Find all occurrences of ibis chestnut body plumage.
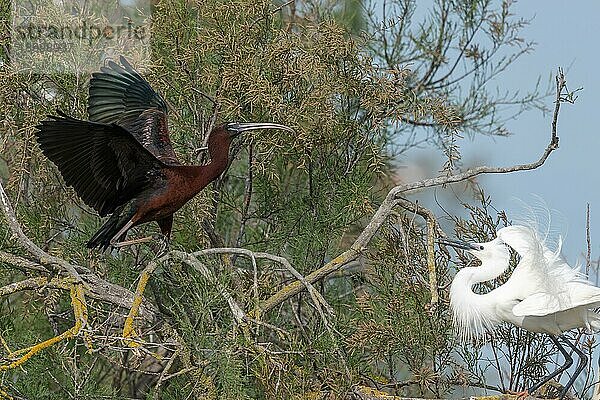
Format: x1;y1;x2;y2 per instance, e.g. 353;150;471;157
35;57;293;250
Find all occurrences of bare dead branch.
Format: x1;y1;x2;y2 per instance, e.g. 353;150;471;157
173;251;246;323
586;203;591;274
257;70;568;316
0;180;87;280
0;250;50;273
193;247;334;320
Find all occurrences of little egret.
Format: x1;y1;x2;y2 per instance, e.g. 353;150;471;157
440;225;600;399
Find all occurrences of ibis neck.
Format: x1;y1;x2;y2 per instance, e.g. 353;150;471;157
185;153;229;194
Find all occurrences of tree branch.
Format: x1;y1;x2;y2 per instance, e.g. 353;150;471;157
0;250;50;273
0;181;87;280
0;183;158;322
257;70;568;316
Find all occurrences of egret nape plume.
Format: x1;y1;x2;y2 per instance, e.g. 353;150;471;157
440;225;600;399
35;56;294;251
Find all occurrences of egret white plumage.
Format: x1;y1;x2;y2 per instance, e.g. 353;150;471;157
440;225;600;399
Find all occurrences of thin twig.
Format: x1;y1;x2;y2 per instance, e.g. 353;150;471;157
250;0;296;27
426;216;438;309
586;203;591;275
193;248;334;318
396;198;450;307
172;251;246;323
234;143;254;254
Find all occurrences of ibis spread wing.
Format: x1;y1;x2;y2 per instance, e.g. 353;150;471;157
36;112;165;217
88;56;179;165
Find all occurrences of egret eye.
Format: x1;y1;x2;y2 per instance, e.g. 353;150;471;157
479;245;484;250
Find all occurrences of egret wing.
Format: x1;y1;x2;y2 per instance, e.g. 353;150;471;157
512;293;561;317
36;112;165;216
498;225;548;289
88;56;179;165
513;283;600;317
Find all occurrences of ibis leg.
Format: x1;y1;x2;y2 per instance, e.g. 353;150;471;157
114;216;172;250
157;215;173;238
110;219;135;246
152;234;170;256
87;202;137;251
154;216;173;255
527;335;573;397
112;235;154;247
558;336;587;399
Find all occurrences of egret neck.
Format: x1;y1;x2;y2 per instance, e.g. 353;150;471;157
449;243;510;340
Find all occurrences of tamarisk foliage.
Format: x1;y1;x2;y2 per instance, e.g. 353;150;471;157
0;0;570;398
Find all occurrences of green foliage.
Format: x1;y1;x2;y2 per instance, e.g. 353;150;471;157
0;0;553;398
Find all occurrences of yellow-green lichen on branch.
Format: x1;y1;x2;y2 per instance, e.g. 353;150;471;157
0;282;88;372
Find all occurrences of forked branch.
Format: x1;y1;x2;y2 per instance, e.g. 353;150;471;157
257;70;569;315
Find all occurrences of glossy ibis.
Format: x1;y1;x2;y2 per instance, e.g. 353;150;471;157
36;56;293;251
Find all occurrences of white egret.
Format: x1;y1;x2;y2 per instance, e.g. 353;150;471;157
439;225;600;399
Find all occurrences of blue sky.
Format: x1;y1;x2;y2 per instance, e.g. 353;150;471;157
406;2;600;264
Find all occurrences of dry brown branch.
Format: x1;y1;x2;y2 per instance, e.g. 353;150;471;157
257;70;568;316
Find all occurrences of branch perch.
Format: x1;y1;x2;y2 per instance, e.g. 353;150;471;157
0;181;87;280
257;70;568;315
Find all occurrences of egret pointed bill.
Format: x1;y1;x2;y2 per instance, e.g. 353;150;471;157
437;237;482;251
226;122;295;138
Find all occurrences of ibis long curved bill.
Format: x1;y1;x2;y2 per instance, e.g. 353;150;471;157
226;122;295;137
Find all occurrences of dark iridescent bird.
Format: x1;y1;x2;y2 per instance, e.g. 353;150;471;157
35;56;293;251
